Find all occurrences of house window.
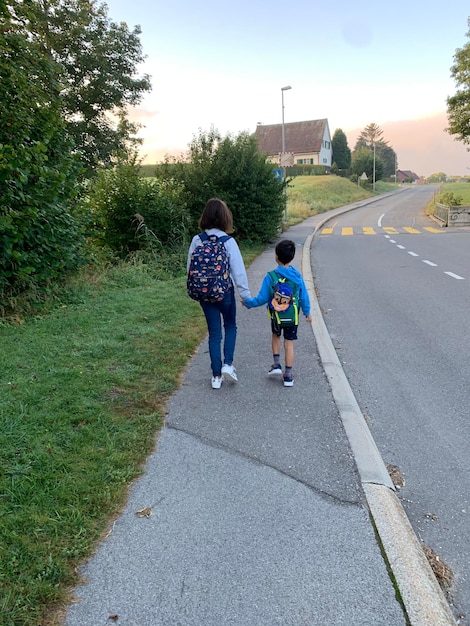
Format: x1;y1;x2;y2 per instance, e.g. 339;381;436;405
297;159;303;164
310;158;314;165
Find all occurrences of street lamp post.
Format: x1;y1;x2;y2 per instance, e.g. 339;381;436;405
373;141;376;192
281;85;291;221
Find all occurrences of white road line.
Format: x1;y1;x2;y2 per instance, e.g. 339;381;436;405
378;213;385;227
444;272;465;280
381;233;465;281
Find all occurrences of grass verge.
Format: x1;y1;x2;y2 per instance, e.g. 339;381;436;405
424;182;470;216
286;175;397;225
0;267;206;625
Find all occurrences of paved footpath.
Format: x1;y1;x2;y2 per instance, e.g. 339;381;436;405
64;205;456;626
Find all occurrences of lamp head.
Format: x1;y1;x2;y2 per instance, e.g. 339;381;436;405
281;85;292;91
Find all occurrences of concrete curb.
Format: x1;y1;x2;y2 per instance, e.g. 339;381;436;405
301;210;457;625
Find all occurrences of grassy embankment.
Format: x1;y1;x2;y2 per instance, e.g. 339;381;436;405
425;181;470;215
0;175;389;626
286;175;396;224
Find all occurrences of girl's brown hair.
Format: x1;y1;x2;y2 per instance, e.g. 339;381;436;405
198;198;234;234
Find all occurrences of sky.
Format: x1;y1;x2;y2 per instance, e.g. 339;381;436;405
103;0;470;177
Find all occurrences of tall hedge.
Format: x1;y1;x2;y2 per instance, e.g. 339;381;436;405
0;12;84;296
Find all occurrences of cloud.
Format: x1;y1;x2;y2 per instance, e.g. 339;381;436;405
346;112;470;177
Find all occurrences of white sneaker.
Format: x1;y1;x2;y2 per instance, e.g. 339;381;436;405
268;364;283;376
221;364;238;382
211;376;224;389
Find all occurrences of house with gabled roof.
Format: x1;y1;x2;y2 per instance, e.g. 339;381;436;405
396;169;420;183
254;119;332;168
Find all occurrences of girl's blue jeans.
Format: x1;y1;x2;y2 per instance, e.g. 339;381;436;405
200;286;237;377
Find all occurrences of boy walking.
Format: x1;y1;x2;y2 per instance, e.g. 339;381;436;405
243;239;312;387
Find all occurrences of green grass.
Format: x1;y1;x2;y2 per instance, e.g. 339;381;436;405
286;175;397;225
0;176;389;625
440;182;470;204
424;181;470;215
0;269;209;625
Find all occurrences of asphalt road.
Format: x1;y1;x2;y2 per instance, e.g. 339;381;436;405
312;186;470;623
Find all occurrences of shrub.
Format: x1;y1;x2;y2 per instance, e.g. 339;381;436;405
85;156;191;256
157;129;284;243
0;24;85;297
438;192;462;207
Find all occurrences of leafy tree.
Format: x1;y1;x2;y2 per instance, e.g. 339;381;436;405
447;27;470;146
0;3;84;295
351;148;384;184
332;128;351;172
354;122;396;179
158;129;285;242
426;172;447;183
377;144;397;179
8;0;151;175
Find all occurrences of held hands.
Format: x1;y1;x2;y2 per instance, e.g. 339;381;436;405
305;314;313;323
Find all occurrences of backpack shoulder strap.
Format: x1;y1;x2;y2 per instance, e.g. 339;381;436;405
199;232;231;244
268;270;282;293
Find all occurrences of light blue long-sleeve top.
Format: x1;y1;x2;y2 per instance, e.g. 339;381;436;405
244;265;311;317
187;228;251;300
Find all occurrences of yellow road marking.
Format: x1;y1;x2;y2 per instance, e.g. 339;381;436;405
321;225;444;236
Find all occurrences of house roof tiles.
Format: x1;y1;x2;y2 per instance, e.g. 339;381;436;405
255;119;328;156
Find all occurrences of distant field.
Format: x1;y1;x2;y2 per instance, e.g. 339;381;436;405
441;182;470;204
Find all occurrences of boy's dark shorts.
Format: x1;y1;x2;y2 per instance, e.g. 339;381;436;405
271;319;298;340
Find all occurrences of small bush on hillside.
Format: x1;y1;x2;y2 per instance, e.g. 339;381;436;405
438;192;462;207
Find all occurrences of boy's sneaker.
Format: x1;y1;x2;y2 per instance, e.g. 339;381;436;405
211;376;224;389
268;364;283;376
283;373;294;387
221;364;238;382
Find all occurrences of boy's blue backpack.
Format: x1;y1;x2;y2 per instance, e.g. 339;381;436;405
267;270;299;328
187;233;232;302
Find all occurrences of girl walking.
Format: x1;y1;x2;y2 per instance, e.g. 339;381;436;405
187;198;251;388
